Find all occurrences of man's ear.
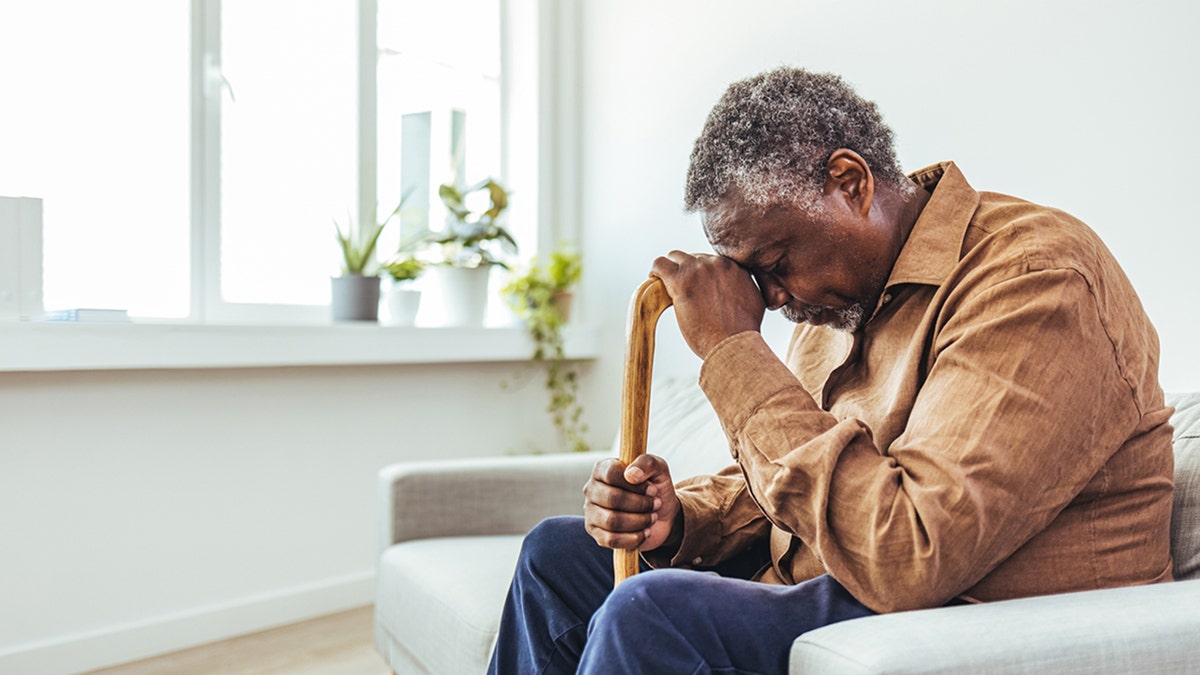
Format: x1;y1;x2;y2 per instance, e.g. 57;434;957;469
824;149;874;217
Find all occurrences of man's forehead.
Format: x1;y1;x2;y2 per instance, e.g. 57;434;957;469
704;223;768;270
701;211;738;254
703;195;776;259
702;193;755;242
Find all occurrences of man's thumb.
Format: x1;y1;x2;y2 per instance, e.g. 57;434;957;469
624;465;647;484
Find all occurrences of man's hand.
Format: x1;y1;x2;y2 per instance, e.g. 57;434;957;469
584;454;681;552
650;251;765;358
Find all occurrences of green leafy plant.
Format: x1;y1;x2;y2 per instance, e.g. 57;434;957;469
502;249;587;452
334;198;408;276
431;178;518;269
380;256;426;283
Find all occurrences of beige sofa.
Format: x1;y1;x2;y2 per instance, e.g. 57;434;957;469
375;380;1200;673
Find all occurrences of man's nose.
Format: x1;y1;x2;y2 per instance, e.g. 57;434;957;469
758;275;791;310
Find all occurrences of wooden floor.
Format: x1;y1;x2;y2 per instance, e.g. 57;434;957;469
87;606;391;675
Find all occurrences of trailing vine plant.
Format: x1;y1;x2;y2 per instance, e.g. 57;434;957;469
502;249;588;452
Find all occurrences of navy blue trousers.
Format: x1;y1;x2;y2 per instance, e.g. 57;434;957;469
487;516;876;674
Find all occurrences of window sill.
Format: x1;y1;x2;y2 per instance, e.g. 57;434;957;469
0;322;600;372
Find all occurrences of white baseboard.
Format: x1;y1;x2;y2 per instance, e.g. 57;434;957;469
0;570;376;675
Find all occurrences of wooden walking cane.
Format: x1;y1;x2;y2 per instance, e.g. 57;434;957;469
614;277;674;587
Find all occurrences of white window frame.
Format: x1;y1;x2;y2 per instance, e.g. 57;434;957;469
0;0;585;372
189;0;574;325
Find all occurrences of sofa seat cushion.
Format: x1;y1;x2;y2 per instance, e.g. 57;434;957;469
376;535;523;674
1167;392;1200;581
791;578;1200;674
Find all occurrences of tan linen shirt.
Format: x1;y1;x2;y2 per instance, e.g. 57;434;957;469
663;161;1175;613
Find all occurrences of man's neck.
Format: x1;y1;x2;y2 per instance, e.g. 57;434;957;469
872;181;931;263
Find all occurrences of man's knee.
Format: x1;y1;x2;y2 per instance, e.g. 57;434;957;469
593;569;702;628
518;516;588;572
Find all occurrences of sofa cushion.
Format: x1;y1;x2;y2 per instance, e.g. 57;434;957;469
1167;392;1200;581
376;535;523;674
612;376;731;481
791;578;1200;674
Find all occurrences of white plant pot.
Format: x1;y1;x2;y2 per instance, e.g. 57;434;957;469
384;285;422;326
430;265;491;327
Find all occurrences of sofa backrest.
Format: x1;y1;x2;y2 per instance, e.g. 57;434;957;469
632;377;730;480
635;378;1200;582
1166;392;1200;581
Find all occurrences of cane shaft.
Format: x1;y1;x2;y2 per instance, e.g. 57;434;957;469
614;277;673;587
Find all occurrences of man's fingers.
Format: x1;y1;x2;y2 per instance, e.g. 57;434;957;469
593;458;647;490
587;504;655;533
625;453;672;486
585;505;654;549
584;456;675;550
651;251;708;277
587;528;647;551
585;459;656;516
583;475;654;512
650;256;680;279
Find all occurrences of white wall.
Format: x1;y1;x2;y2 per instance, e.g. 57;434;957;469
3;2;1198;672
0;363;567;673
578;0;1200;436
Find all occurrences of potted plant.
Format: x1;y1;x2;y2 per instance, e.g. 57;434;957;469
380;255;425;326
425;178;518;326
331;199;406;322
502;248;587;452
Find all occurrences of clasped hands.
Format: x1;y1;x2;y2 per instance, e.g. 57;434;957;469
583;251;764;553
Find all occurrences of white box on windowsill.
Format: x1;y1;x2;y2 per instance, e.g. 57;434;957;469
0;196;44;321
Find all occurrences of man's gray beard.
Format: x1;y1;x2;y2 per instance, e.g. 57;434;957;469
780;302;867;332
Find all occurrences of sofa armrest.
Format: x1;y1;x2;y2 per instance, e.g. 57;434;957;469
791;579;1200;674
378;451;607;553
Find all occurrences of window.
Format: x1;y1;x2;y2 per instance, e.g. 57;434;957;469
376;0;502;243
1;0;526;323
0;1;191;318
215;1;359;312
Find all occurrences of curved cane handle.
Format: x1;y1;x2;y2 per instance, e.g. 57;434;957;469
614;277;673;587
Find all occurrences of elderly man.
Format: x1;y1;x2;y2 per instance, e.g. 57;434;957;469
487;67;1174;674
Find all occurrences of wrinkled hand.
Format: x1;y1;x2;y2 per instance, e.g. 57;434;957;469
583;454;680;552
650;251;765;358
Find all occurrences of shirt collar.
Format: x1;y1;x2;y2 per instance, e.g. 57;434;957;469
885;161;979;289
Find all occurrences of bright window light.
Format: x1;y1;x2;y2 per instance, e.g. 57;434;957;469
0;1;191;318
0;0;508;321
376;0;501;244
219;1;357;306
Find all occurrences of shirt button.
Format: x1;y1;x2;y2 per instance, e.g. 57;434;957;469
692;556;703;565
882;293;893;305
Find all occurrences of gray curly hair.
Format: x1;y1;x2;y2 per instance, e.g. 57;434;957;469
684;67;911;213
